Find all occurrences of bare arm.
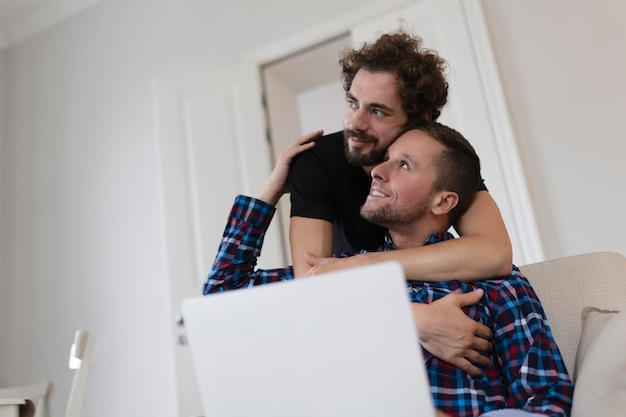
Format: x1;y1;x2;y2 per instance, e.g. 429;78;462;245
304;191;512;281
289;216;334;278
262;131;325;279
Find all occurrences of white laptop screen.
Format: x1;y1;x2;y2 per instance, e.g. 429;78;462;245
182;261;434;417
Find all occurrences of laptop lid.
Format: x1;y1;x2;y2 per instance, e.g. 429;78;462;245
182;261;435;417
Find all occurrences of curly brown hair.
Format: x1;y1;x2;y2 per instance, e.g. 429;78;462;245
339;29;448;125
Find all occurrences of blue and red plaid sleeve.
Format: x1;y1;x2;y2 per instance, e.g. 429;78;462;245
202;195;293;295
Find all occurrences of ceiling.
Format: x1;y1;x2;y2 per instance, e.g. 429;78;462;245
0;0;101;48
0;0;53;31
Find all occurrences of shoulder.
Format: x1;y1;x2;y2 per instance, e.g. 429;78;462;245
291;131;345;169
311;130;344;153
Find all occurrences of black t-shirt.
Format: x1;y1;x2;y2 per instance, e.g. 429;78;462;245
289;131;386;255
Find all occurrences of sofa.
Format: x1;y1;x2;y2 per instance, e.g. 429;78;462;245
519;251;626;417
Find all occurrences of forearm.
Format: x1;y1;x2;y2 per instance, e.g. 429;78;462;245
452;190;512;278
341;236;510;281
289;216;334;277
203;195;290;294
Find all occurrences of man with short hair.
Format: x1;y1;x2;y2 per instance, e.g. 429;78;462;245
204;123;573;416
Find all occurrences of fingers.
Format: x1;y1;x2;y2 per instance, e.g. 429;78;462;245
448;350;490;376
474;321;493;342
298;130;323;145
303;251;320;266
289;131;321;153
276;130;324;165
466;350;490;368
445;289;494;338
434;346;489;377
454;288;484;307
472;333;493;353
458;359;482;377
419;291;495;376
259;131;323;205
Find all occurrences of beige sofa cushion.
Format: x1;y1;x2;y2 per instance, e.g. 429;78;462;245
574;306;619;379
571;309;626;417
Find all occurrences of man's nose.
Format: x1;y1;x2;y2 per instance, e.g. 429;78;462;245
348;107;368;131
371;160;388;180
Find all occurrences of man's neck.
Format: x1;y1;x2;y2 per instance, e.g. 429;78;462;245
388;219;449;250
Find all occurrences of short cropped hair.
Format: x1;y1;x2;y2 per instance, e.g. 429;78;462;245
412;122;482;225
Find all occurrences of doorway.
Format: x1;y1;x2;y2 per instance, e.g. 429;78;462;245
260;33;352;260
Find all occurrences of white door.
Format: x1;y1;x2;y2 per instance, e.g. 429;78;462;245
153;65;285;417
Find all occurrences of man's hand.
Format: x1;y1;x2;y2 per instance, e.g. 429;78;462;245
258;130;321;206
413;289;493;376
304;252;373;276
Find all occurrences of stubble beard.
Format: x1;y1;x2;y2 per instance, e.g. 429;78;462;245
343;129;387;167
360;193;432;231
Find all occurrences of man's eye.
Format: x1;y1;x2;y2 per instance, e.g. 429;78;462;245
372;109;384;116
400;161;409;170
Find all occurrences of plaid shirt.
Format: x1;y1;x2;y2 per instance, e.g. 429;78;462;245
203;195;573;417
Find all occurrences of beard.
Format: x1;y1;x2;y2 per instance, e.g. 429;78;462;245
343;129;387;167
360;196;431;229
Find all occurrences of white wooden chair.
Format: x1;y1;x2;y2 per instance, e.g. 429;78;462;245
0;330;96;417
65;330;96;417
0;380;50;417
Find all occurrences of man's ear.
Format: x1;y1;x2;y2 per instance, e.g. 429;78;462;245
431;191;459;216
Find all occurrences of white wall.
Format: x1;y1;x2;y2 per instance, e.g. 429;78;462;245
1;1;625;417
0;0;397;417
0;42;6;366
481;0;626;260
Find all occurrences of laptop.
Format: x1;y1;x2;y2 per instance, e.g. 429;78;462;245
182;261;435;417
